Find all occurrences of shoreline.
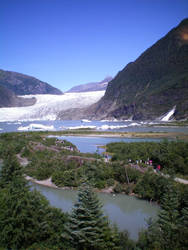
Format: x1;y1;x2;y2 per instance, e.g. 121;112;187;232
26;175;116;194
27;175;160;206
46;131;188;140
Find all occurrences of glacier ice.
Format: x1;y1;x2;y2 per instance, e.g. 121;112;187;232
0;91;105;122
17;123;55;131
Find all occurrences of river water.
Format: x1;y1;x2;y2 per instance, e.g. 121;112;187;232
0;120;188;133
31;182;159;240
55;135;161;153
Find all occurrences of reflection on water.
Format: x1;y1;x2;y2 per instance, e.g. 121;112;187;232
31;182;160;240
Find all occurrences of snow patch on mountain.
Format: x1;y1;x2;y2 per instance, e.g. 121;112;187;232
0;91;105;121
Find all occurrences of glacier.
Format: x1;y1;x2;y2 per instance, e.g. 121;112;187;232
0;91;105;122
17;123;55;131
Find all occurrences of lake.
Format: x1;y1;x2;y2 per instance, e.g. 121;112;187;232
31;182;160;240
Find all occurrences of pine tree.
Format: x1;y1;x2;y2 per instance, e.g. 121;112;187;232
157;183;180;249
63;184;119;250
0;154;23;188
0;154;68;249
179;199;188;249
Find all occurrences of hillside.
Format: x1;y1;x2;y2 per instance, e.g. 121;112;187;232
0;69;62;95
87;19;188;121
0;85;36;108
67;76;112;93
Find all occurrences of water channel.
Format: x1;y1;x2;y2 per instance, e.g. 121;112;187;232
31;182;160;240
56;135;161;153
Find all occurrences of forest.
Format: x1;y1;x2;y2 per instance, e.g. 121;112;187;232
0;132;188;249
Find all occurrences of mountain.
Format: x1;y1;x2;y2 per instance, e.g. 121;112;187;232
0;69;63;108
67;76;113;93
0;85;36;108
85;19;188;121
0;69;62;95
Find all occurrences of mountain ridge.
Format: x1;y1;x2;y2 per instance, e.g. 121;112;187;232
0;69;63;107
85;18;188;121
66;76;113;93
0;69;63;95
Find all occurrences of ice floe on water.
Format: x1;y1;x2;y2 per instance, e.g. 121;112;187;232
64;125;97;130
97;123;139;130
81;119;91;123
62;122;141;130
17;123;55;131
98;124;128;130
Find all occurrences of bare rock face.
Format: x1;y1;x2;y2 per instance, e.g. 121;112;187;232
87;19;188;121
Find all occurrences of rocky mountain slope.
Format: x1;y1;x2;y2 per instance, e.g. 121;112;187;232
0;69;63;107
0;69;62;95
67;76;112;93
85;19;188;121
0;85;36;108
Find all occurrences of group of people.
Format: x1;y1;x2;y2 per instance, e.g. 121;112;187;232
148;160;161;171
129;158;162;172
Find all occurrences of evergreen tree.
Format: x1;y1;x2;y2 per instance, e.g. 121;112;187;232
137;183;183;250
0;154;23;188
137;218;161;250
0;154;68;249
158;184;180;249
179;199;188;249
63;184;120;249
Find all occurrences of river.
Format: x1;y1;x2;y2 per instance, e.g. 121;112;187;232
55;135;161;153
31;182;159;240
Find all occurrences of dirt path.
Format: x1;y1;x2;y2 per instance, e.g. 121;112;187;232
174;177;188;185
16;154;30;166
25;176;59;189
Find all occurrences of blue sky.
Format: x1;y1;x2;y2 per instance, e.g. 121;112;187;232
1;0;188;92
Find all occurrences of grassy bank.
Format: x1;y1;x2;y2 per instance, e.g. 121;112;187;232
14;129;188;140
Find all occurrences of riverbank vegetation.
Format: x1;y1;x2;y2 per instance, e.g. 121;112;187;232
107;140;188;177
0;132;188;199
0;131;188;249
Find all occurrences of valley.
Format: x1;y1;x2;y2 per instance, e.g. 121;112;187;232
1;9;188;249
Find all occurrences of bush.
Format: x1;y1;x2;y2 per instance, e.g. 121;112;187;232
113;183;123;193
95;180;106;189
107;178;115;186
